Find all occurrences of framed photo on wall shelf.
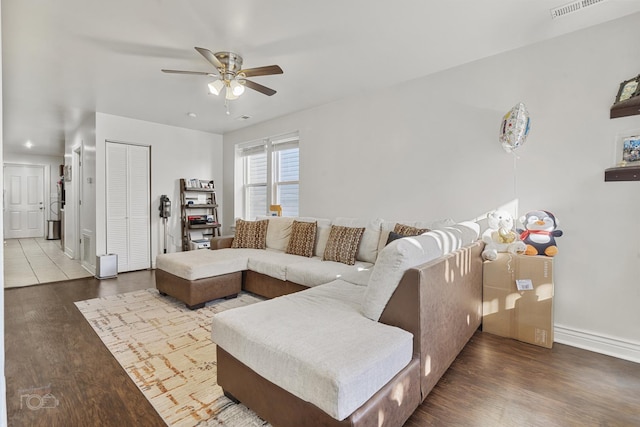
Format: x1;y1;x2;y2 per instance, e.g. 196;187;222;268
614;129;640;167
614;75;640;104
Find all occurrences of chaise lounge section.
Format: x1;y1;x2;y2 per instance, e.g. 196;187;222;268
208;220;483;426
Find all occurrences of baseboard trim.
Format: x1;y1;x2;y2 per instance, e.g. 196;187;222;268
554;325;640;364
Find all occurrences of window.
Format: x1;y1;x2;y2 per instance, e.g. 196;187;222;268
238;133;299;219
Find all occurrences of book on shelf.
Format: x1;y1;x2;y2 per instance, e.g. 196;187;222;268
185;178;215;190
185;196;207;205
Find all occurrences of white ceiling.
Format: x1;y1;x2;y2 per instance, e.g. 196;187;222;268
3;0;640;156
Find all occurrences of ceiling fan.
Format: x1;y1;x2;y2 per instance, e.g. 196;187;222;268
162;47;283;101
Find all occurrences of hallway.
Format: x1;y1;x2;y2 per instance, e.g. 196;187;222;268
4;238;91;288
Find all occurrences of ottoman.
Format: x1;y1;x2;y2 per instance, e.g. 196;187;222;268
155;249;248;309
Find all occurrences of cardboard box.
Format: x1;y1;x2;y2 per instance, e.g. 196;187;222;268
482;254;554;348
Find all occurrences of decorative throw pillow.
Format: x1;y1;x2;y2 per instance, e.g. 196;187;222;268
231;219;269;249
385;231;406;246
393;223;430;236
322;225;365;265
286;221;317;257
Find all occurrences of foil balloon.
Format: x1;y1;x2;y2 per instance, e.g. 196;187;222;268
499;102;531;153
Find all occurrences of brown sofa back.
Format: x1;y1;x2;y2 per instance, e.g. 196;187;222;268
379;240;483;401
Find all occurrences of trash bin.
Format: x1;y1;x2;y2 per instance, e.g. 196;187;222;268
46;220;61;240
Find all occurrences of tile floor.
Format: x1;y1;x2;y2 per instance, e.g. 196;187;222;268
4;238;91;288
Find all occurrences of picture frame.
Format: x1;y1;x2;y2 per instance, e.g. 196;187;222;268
622;135;640;164
614;75;640;104
614;129;640;167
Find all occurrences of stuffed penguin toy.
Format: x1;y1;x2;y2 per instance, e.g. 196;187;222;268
518;210;563;257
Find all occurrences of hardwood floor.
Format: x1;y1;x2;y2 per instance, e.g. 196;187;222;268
5;271;165;427
404;334;640;426
5;271;640;426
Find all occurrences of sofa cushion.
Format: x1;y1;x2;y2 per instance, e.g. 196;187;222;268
385;231;405;246
211;280;413;421
323;225;365;265
285;220;317;257
156;248;252;281
362;233;444;321
232;219;269;249
246;250;313;281
286;257;373;287
333;217;383;263
257;216;295;251
428;221;480;253
314;223;332;257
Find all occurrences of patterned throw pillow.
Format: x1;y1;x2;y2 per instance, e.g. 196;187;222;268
285;221;317;257
231;219;269;249
386;223;431;246
323;225;365;265
393;223;430;236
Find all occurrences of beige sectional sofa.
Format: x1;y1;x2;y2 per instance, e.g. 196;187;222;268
212;223;483;427
156;216;473;301
155;215;484;426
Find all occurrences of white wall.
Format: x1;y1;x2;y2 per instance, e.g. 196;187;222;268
224;13;640;360
65;113;96;260
0;3;7;423
94;113;223;269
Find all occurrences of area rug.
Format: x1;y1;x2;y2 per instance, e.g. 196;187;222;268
75;288;269;427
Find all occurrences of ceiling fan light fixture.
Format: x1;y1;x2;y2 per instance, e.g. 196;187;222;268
208;79;224;96
164;47;283;106
225;85;239;100
230;79;245;96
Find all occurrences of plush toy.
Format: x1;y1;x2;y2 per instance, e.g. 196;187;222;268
481;210;527;261
517;210;563;257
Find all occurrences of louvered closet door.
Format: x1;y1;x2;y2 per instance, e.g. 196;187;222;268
106;142;150;272
126;145;150;270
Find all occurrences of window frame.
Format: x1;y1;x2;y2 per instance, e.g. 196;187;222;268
237;132;299;219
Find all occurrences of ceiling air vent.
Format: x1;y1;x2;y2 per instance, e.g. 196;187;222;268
551;0;607;19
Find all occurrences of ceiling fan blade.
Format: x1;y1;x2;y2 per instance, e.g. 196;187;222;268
195;47;224;69
243;79;277;96
239;65;283;78
161;69;216;76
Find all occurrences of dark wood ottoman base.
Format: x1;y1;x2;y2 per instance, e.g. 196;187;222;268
155;269;242;310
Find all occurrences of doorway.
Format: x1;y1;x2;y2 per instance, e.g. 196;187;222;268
3;164;45;238
3;162;91;287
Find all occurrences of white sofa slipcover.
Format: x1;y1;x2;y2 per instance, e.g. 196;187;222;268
211;279;413;421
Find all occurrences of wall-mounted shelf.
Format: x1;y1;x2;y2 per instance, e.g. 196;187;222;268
604;166;640;181
610;96;640;119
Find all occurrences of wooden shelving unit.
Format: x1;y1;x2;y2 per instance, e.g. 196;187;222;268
180;178;221;251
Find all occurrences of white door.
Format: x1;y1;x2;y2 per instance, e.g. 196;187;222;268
3;164;45;238
106;142;150;272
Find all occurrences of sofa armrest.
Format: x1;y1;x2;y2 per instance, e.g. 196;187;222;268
379;240;483;402
210;235;235;250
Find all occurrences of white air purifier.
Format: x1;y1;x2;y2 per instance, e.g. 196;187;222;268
96;254;118;279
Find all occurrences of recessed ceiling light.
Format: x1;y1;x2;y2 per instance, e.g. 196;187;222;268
25;140;33;149
187;112;197;118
